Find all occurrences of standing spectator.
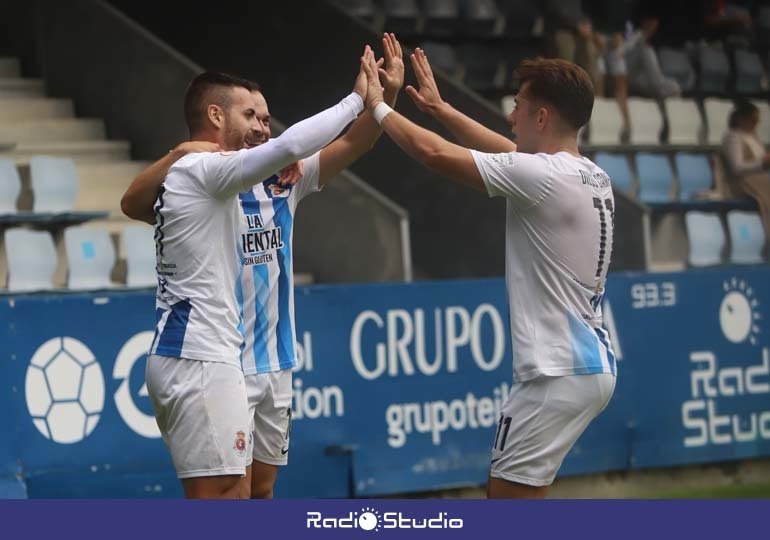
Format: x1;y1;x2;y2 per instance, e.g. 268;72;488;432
624;14;682;99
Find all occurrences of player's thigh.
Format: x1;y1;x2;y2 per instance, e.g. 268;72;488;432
146;355;251;490
249;370;293;468
489;373;615;490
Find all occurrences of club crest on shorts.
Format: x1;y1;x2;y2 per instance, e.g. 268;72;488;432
234;430;247;456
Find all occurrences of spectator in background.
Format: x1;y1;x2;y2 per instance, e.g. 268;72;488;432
722;99;770;238
543;0;604;95
624;14;682;99
703;0;754;48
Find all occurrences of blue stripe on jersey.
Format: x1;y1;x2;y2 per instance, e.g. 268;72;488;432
239;189;270;372
568;311;604;374
266;178;297;371
155;299;192;357
150;307;163;353
594;327;617;375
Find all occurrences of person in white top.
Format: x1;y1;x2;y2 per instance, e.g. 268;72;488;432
124;53;371;498
122;38;404;498
721;99;770;238
361;51;617;498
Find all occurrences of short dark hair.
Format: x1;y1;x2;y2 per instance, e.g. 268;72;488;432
513;58;594;131
729;99;758;128
183;72;261;135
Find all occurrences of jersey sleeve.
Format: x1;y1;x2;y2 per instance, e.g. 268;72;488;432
293;152;322;203
470;150;554;209
196;151;246;197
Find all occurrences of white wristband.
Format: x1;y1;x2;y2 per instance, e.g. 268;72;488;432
373;102;394;125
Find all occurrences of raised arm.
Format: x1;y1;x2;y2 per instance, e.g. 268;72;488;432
361;53;484;192
406;48;516;154
317;34;404;186
120;141;220;224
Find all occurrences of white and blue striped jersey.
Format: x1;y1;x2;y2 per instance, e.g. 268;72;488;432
238;152;321;374
471;150;617;383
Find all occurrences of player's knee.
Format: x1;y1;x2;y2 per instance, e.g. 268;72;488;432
250;479;274;499
183;475;243;499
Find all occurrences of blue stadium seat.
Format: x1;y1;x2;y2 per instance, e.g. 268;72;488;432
734;49;764;94
685;212;725;267
29;155;78;213
698;45;730;94
122;225;156;288
4;228;57;291
636;153;674;204
383;0;421;36
727;211;766;264
422;0;459;38
594;153;634;196
418;41;459;77
0;158;21;214
64;226;115;290
658;47;695;93
675;153;713;200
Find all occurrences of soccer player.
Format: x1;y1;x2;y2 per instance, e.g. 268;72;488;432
360;51;616;498
122;36;404;499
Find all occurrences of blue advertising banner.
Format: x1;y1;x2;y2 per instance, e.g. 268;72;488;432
1;267;769;498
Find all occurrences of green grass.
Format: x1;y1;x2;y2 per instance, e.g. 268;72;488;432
654;483;770;499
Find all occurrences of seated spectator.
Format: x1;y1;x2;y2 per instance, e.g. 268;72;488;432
624;15;681;99
722;99;770;238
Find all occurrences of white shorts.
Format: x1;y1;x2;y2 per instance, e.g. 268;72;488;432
246;369;292;466
146;355;251;480
489;373;616;487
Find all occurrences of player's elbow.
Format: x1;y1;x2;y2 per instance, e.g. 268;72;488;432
419;145;449;172
120;191;138;220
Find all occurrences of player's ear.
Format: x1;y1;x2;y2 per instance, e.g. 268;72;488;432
536;106;548;131
207;104;224;129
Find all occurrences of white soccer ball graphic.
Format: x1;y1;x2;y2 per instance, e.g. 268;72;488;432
25;337;105;444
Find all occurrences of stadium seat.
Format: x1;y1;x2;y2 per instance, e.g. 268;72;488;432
29;155;78;213
704;98;733;145
64;226;115;290
665;97;703;145
422;0;459;38
497;0;540;38
727;211;766;264
4;228;57;291
675;153;714;200
122;225;156;288
459;0;501;37
636;153;674;204
459;44;501;92
594;153;634;196
0;158;21;214
685;212;725;267
658;47;695;93
752;99;770;145
628;98;663;145
587;97;624;145
333;0;377;24
501;95;515;116
383;0;421;36
698;45;730;94
734;49;764;94
418;41;459;77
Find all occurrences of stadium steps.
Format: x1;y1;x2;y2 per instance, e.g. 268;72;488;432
4;140;132;164
0;118;106;143
0;78;45;98
0;97;74;122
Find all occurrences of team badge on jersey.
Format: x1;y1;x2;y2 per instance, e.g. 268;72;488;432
234;431;247;456
263;176;291;199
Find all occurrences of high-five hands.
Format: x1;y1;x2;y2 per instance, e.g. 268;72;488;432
379;33;404;102
360;47;386;110
405;48;447;115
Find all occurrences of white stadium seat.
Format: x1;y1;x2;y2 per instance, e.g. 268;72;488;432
64;226;115;290
4;228;57;291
